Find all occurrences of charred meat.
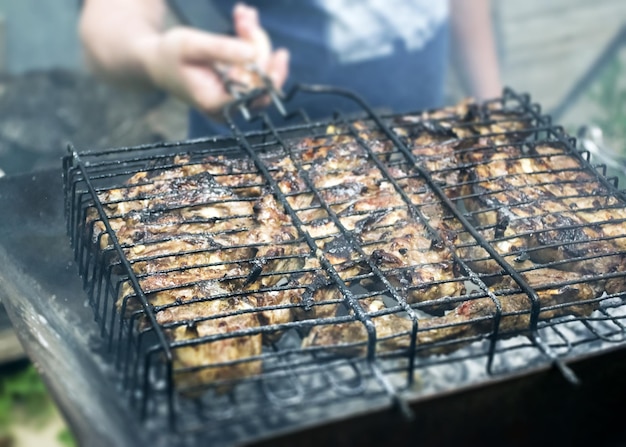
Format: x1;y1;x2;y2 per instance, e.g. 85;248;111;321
81;98;626;393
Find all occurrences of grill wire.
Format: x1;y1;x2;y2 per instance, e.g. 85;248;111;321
63;87;626;445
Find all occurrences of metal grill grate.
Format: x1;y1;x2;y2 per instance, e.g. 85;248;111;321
63;87;626;445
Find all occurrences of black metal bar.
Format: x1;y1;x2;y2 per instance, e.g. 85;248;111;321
67;149;175;423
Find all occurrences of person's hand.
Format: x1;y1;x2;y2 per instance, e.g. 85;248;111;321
138;3;289;118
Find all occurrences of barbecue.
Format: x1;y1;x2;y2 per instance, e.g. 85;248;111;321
0;86;622;446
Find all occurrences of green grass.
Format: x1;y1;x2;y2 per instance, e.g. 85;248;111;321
0;365;52;433
0;364;75;446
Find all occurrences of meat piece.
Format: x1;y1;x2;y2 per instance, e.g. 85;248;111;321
294;126;375;172
396;99;532;148
162;296;263;392
290;277;344;321
456;142;626;276
392;124;463;189
92;159;259;251
363;221;464;313
96;160;313;390
417;267;601;355
303;266;600;356
302;296;414;354
82;97;624;396
254;287;303;341
288;125;466;316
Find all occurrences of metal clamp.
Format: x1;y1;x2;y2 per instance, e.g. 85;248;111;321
216;63;287;121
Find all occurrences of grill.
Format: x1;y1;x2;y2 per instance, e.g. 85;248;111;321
62;86;626;446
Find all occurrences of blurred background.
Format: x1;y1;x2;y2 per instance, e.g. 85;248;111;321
0;0;624;446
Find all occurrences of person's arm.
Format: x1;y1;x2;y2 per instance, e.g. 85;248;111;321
450;0;502;100
79;0;289;116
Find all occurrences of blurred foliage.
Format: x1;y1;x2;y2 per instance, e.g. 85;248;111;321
588;56;626;146
0;365;52;433
57;428;77;447
0;365;75;446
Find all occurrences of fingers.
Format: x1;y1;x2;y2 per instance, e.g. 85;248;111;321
249;47;290;109
170;4;289;117
233;2;259;34
266;48;290;92
175;27;256;66
233;3;289;92
233;3;262;42
233;3;271;70
183;63;232;117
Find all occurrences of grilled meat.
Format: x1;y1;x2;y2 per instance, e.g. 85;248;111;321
164;295;263;392
96;159;312;389
395;99;532;151
303;265;599;355
302;296;415;354
362;221;464;312
288;124;465;314
417;266;601;355
82;97;626;393
456;142;626;277
302;106;621;358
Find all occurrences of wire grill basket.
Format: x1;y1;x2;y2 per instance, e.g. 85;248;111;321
63;86;626;444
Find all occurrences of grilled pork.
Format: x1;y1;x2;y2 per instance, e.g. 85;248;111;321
303;265;600;355
289;124;465;313
83;98;625;393
301;106;622;358
95;156;311;390
457;142;626;278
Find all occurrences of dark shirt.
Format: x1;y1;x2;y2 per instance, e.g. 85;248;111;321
189;0;450;137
